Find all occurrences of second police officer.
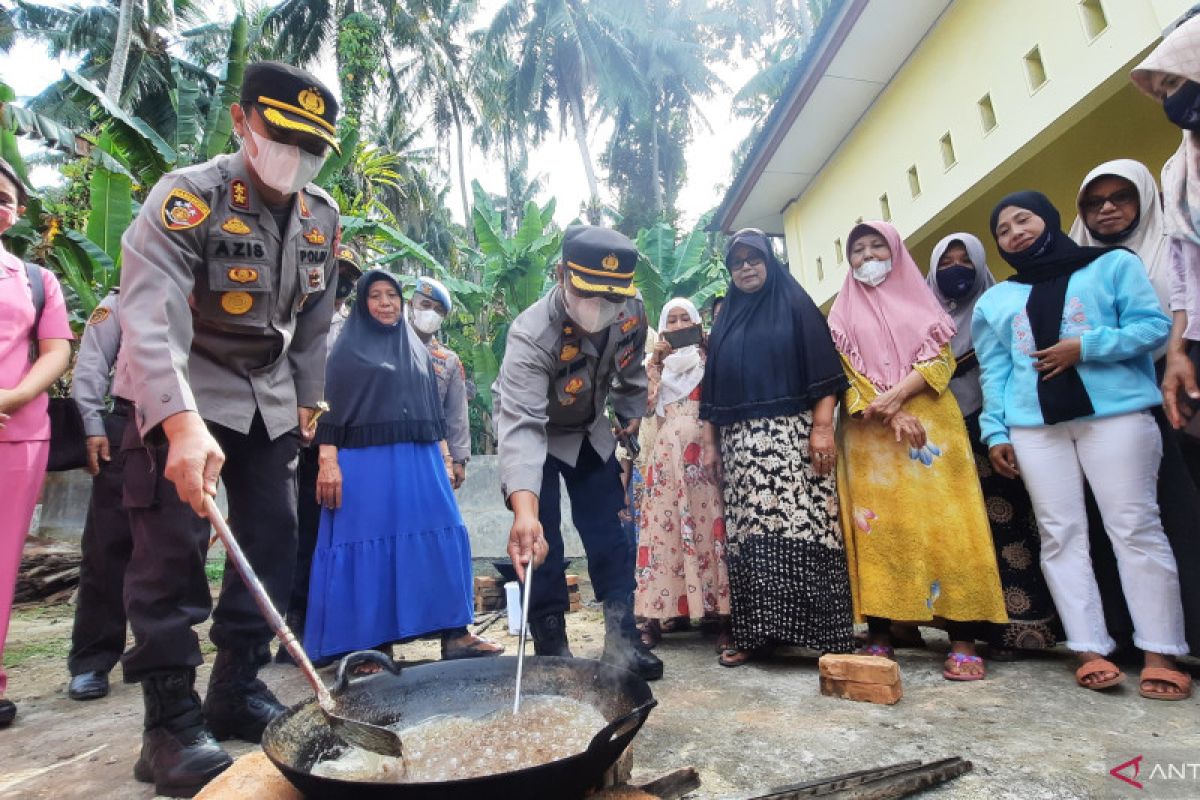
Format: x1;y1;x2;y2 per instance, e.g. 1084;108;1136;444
116;62;341;796
494;224;663;681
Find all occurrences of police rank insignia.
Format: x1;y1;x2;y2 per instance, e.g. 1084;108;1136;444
620;315;639;333
559;343;580;362
221;217;252;235
87;306;111;326
298;194;311;218
303;228;326;245
601;253;620;271
161;188;210;231
564;377;584;395
221;291;254;315
230;179;250;210
227;267;259;284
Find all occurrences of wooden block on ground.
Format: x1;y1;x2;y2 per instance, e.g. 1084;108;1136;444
566;574;579;587
819;675;902;705
474;576;499;588
818;653;900;684
195;751;301;800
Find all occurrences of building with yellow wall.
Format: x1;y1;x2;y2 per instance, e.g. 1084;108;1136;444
713;0;1193;306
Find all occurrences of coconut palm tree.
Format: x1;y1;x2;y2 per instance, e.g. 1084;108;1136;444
485;0;638;224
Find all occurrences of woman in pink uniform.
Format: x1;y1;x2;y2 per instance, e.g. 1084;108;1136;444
0;158;72;727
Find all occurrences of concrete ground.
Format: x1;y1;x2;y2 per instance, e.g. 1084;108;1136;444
1;568;1197;799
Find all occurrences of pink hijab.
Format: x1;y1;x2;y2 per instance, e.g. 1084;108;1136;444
828;221;956;391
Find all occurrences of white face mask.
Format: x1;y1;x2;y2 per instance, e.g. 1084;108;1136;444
244;127;326;195
852;258;892;287
663;345;702;375
410;306;444;335
564;291;622;333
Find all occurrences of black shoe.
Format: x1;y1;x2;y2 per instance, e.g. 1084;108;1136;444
529;613;573;657
0;698;15;727
202;648;286;744
134;670;231;797
68;670;110;701
600;599;665;681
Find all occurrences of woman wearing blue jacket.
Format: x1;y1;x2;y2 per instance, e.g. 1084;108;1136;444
973;191;1190;701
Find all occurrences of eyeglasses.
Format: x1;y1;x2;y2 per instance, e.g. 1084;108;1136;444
1080;189;1139;215
728;256;765;270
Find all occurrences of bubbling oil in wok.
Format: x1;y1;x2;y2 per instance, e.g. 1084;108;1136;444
310;695;607;783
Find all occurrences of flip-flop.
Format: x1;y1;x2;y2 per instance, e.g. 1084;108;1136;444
943;652;985;681
718;648;753;667
441;635;505;660
1075;658;1124;691
857;644;895;660
1139;667;1193;701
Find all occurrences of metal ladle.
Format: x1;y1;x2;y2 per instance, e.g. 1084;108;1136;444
203;497;405;758
512;562;534;714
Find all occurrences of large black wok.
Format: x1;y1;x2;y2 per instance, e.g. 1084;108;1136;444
262;653;657;799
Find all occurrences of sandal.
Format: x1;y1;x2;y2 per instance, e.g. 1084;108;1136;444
638;620;662;650
1075;658;1124;691
715;630;735;653
659;617;691;634
943;652;985;681
857;644;895;660
441;634;505;660
1139;667;1193;701
718;648;753;668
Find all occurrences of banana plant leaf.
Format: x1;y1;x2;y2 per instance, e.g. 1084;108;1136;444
85;131;133;267
66;71;177;170
201;13;248;160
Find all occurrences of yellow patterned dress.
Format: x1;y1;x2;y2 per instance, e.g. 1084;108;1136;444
836;345;1007;625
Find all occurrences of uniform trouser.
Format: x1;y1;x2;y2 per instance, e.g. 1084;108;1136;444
68;411;133;676
1010;411;1188;657
286;444;321;622
0;439;49;697
530;441;635;619
120;413;300;682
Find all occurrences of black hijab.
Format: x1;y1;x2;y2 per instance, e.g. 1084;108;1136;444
317;270;446;448
700;229;848;425
989;191;1110;425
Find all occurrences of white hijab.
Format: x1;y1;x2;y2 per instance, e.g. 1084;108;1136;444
656;298;704;415
1068;159;1170;312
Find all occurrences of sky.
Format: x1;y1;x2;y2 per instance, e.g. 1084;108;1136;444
0;1;759;230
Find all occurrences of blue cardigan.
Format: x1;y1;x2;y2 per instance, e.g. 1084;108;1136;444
971;249;1169;447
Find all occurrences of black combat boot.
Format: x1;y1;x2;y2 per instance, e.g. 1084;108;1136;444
529;612;573;657
202;647;286;743
600;600;664;681
134;670;232;797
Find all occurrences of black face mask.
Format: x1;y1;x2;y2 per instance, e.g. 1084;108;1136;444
336;274;355;301
1164;79;1200;131
936;264;976;299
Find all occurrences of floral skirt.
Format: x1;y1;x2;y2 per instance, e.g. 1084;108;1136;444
719;413;855;653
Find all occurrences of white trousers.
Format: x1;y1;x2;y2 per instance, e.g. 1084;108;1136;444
1010;411;1188;656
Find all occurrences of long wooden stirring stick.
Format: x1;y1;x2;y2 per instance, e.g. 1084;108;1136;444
512;562;534;714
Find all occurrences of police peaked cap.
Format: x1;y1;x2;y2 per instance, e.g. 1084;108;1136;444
562;225;638;299
241;61;341;153
335;245;363;278
413;276;453;314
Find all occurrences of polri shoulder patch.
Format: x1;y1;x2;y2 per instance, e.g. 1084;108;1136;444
87;306;111;326
162;188;210;231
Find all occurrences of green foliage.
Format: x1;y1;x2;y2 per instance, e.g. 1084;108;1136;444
84;131;133;267
635;214;729;323
200;13;247;160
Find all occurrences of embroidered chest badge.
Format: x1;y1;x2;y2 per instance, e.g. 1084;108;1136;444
221;217;252;235
560;343;580;362
303;227;326;245
306;266;324;290
564;376;584;395
221;291;254;315
227;267;259;284
161;188;210;231
620;315;639;334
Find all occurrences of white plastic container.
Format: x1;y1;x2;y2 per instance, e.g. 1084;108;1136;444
505;581;522;635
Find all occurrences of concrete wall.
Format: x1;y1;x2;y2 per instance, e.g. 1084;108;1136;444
35;455;584;559
780;0;1192;302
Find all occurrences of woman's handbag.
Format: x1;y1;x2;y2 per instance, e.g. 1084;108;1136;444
24;262;88;471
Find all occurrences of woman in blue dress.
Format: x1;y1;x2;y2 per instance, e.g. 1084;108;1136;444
305;269;502;662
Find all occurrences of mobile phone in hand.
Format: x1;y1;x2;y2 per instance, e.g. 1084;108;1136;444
663;324;702;349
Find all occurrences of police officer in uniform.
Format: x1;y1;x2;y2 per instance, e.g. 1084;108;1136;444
278;244;361;665
494;225;663;680
66;290;131;701
409;276;471;488
116;62;341;796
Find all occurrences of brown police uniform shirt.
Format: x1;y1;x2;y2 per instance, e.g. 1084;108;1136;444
493;285;648;499
117;151;340;440
427;338;470;463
